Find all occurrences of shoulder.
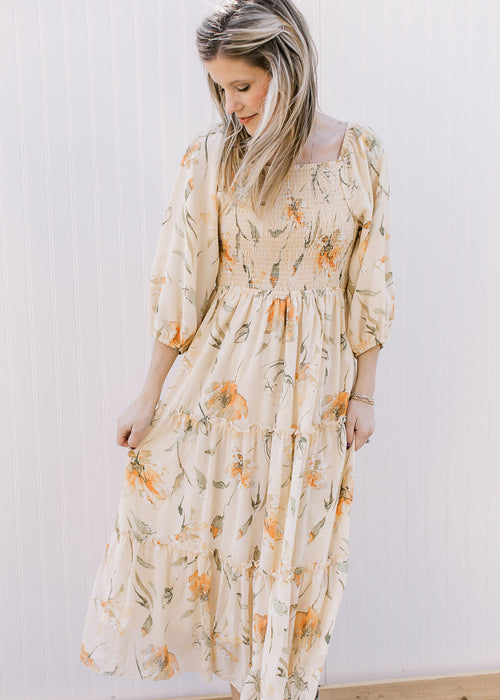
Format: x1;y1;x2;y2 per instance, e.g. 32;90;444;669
179;123;225;171
339;122;388;212
348;122;386;163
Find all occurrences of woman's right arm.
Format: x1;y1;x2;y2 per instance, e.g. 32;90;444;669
116;339;179;449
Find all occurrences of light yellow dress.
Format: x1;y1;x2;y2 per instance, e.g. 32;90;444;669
80;121;395;700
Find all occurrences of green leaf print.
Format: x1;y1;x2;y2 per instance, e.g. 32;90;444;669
251;482;262;509
194;466;207;491
210;514;224;538
248;220;260;243
238;513;253;537
269;225;288;237
336;560;349;574
309;515;326;542
270;260;280;286
212;479;229;488
141;615;152;635
292;252;305;273
172;555;188;566
172;248;192;274
162;587;173;606
234;323;250;343
134;571;153;609
290;672;308;691
185;209;199;241
273;596;289;615
136;555;155;569
170;470;185;496
128;514;153;543
181;608;195;618
213;548;221;571
183;285;197;306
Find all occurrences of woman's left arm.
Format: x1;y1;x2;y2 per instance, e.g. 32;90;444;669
345;345;380;450
344;127;395;451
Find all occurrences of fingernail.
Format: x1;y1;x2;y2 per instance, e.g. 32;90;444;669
347;442;351;448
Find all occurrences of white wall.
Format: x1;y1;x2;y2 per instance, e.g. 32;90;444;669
1;1;498;698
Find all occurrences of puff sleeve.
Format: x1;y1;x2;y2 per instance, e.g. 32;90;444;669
148;130;221;354
345;130;395;358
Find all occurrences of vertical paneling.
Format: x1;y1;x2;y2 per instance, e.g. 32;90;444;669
0;1;499;698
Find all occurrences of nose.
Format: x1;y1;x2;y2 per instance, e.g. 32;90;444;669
224;92;242;115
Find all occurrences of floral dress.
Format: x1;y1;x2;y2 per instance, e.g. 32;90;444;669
80;121;395;700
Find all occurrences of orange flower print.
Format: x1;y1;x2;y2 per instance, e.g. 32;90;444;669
356;222;371;262
336;475;354;518
188;571;211;601
184;177;194;200
316;232;343;273
149;274;164;311
304;457;326;489
94;593;133;635
141;643;180;680
180;139;200;168
150;313;189;351
292;566;305;588
204;380;249;421
264;508;284;549
230;448;253;488
80;643;100;672
174;522;201;544
285;194;305;225
320;391;349;422
264;297;298;343
125;449;167;505
253;613;268;644
295;362;313;382
211;629;240;664
210;514;224;538
292;606;321;653
141;615;152;637
220;236;237;271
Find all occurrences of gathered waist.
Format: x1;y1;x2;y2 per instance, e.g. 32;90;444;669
213;283;346;299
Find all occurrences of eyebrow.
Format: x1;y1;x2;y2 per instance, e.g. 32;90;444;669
212;78;252;86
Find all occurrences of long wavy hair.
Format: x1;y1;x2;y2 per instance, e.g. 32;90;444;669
195;0;319;214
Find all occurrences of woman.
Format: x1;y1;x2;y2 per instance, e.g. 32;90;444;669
80;1;395;699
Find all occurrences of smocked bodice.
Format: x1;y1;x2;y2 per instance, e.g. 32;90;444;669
216;161;358;293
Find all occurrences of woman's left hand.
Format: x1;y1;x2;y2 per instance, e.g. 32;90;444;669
345;398;375;451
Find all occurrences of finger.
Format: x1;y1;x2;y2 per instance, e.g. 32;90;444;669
128;427;147;450
345;419;356;448
117;427;131;447
128;433;139;449
355;431;368;451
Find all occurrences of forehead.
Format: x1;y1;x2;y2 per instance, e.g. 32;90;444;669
204;55;264;85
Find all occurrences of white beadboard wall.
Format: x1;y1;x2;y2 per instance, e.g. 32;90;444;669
1;0;498;698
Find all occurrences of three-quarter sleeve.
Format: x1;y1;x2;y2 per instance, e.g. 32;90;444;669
345;131;395;358
148;131;221;354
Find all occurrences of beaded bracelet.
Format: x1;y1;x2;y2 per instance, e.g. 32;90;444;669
349;392;375;405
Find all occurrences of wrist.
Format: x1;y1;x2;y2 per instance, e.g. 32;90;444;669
352;384;375;398
138;389;162;408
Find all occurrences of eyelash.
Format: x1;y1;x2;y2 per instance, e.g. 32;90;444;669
219;86;250;93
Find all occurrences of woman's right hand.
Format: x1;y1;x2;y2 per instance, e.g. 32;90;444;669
116;395;159;449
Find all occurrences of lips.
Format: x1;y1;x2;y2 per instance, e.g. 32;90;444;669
238;114;256;123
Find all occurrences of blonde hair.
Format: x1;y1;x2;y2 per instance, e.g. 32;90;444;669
195;0;318;215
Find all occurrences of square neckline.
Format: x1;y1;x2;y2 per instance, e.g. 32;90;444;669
293;121;352;169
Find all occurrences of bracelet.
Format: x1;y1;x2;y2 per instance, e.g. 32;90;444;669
349;392;375;405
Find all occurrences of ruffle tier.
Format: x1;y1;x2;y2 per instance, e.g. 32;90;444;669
80;404;355;700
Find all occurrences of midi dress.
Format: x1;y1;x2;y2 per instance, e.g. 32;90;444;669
80;120;395;700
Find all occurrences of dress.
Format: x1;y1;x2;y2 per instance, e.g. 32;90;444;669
80;121;395;699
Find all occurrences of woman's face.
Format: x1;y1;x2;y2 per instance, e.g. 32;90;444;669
204;55;272;136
